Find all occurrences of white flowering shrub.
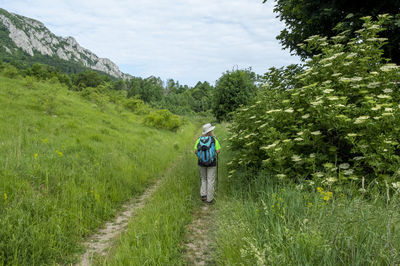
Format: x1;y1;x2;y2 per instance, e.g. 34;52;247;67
228;15;400;187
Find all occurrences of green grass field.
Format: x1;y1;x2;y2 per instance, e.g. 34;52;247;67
0;74;199;265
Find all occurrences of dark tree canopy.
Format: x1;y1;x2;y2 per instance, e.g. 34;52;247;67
126;76;164;103
190;81;213;113
71;70;109;90
212;69;257;122
265;0;400;64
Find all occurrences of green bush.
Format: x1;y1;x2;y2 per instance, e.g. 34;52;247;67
228;15;400;188
79;85;111;111
123;97;150;114
143;109;183;131
79;85;109;98
24;76;36;89
2;65;19;78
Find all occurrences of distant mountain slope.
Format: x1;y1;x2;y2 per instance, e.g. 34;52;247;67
0;8;130;79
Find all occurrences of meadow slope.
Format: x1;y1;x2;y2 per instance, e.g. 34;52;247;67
0;75;199;265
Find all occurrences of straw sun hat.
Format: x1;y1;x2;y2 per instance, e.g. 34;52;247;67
202;123;215;135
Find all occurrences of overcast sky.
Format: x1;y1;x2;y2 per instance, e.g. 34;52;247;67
0;0;300;86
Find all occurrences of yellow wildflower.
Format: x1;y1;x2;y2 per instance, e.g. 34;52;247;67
323;191;333;201
317;187;324;193
56;150;63;157
4;193;7;200
34;153;38;159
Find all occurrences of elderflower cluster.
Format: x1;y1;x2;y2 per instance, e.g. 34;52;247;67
354;116;370;124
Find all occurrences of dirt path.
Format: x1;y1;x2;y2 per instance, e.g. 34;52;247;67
77;131;202;265
184;203;216;265
77;178;163;266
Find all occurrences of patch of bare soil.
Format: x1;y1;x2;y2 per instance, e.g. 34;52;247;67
77;178;162;266
184;204;216;266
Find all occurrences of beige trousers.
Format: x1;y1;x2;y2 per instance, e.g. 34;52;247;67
199;166;216;202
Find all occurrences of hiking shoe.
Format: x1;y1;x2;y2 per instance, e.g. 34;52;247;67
206;200;214;205
201;196;207;202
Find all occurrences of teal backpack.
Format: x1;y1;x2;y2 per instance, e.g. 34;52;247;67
197;136;216;167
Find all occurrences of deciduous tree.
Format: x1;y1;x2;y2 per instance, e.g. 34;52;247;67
265;0;400;63
212;69;257;121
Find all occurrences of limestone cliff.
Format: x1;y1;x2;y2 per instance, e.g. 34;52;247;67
0;8;130;79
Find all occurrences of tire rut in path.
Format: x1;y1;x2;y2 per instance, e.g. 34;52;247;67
77;178;163;266
184;204;216;266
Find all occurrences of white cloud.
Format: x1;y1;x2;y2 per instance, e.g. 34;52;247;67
0;0;300;86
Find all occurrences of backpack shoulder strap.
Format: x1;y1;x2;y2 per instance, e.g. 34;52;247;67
210;136;216;144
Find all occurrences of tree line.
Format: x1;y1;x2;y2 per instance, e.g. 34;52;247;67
0;60;263;119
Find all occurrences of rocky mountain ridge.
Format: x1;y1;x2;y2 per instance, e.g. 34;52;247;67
0;8;130;79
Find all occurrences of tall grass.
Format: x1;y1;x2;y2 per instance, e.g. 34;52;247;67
0;75;198;265
99;141;201;265
214;172;400;265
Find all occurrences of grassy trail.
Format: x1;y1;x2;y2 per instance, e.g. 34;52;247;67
94;130;203;265
79;130;204;265
86;121;399;265
79;178;163;265
182;123;230;265
183;204;216;265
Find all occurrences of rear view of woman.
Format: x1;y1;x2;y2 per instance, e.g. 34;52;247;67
194;123;221;204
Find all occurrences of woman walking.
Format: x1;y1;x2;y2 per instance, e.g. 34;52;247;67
194;123;221;204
